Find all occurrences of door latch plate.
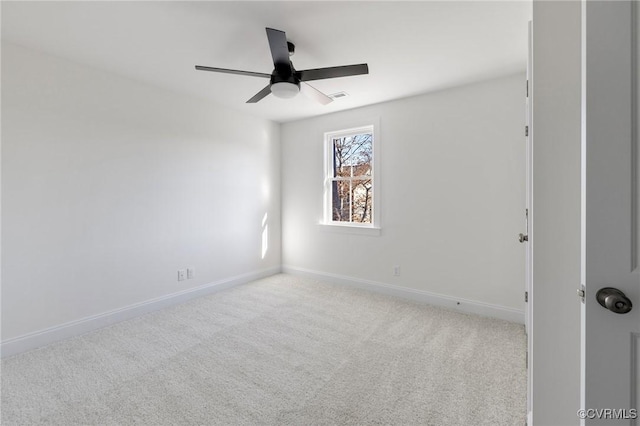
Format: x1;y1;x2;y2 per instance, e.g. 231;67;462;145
577;285;586;304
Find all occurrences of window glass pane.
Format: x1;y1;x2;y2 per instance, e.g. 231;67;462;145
331;180;351;222
352;179;372;223
332;134;372;178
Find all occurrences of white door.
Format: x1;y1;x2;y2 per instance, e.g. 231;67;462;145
582;1;640;425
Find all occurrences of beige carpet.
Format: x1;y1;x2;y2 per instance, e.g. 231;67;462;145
1;274;526;425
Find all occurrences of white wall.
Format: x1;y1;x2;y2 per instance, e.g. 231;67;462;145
1;43;281;349
281;74;526;319
531;1;582;424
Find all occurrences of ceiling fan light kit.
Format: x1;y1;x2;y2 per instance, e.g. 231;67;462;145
195;27;369;104
270;82;300;99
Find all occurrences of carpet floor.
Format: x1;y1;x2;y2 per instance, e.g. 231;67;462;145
1;274;526;425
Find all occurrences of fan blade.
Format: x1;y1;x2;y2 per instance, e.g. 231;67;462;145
246;85;272;103
265;28;291;67
195;65;271;79
297;64;369;82
301;82;333;105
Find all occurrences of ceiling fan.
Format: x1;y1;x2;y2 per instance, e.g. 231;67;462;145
195;27;369;105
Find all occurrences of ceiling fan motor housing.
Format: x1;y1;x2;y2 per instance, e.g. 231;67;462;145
271;63;299;86
270;63;300;98
269;62;300;99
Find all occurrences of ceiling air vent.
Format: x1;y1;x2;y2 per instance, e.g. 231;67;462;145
328;91;349;100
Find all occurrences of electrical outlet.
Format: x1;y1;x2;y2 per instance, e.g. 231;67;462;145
187;268;195;279
393;266;401;277
177;269;186;281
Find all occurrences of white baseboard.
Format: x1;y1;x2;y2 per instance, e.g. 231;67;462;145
2;265;523;358
0;266;281;358
282;265;525;324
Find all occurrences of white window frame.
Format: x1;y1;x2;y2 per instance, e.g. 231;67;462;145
322;121;380;235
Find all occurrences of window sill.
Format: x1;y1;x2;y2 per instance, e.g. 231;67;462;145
318;223;381;236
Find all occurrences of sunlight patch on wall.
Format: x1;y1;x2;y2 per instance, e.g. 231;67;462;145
261;212;268;259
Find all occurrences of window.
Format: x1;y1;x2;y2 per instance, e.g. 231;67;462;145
324;124;378;229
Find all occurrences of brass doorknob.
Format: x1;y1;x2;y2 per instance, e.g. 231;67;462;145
596;287;633;314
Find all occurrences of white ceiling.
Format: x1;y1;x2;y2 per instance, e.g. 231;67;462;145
1;1;532;123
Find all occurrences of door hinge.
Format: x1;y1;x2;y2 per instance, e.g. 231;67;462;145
525;291;528;303
526;80;529;98
577;285;586;304
525;125;529;137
